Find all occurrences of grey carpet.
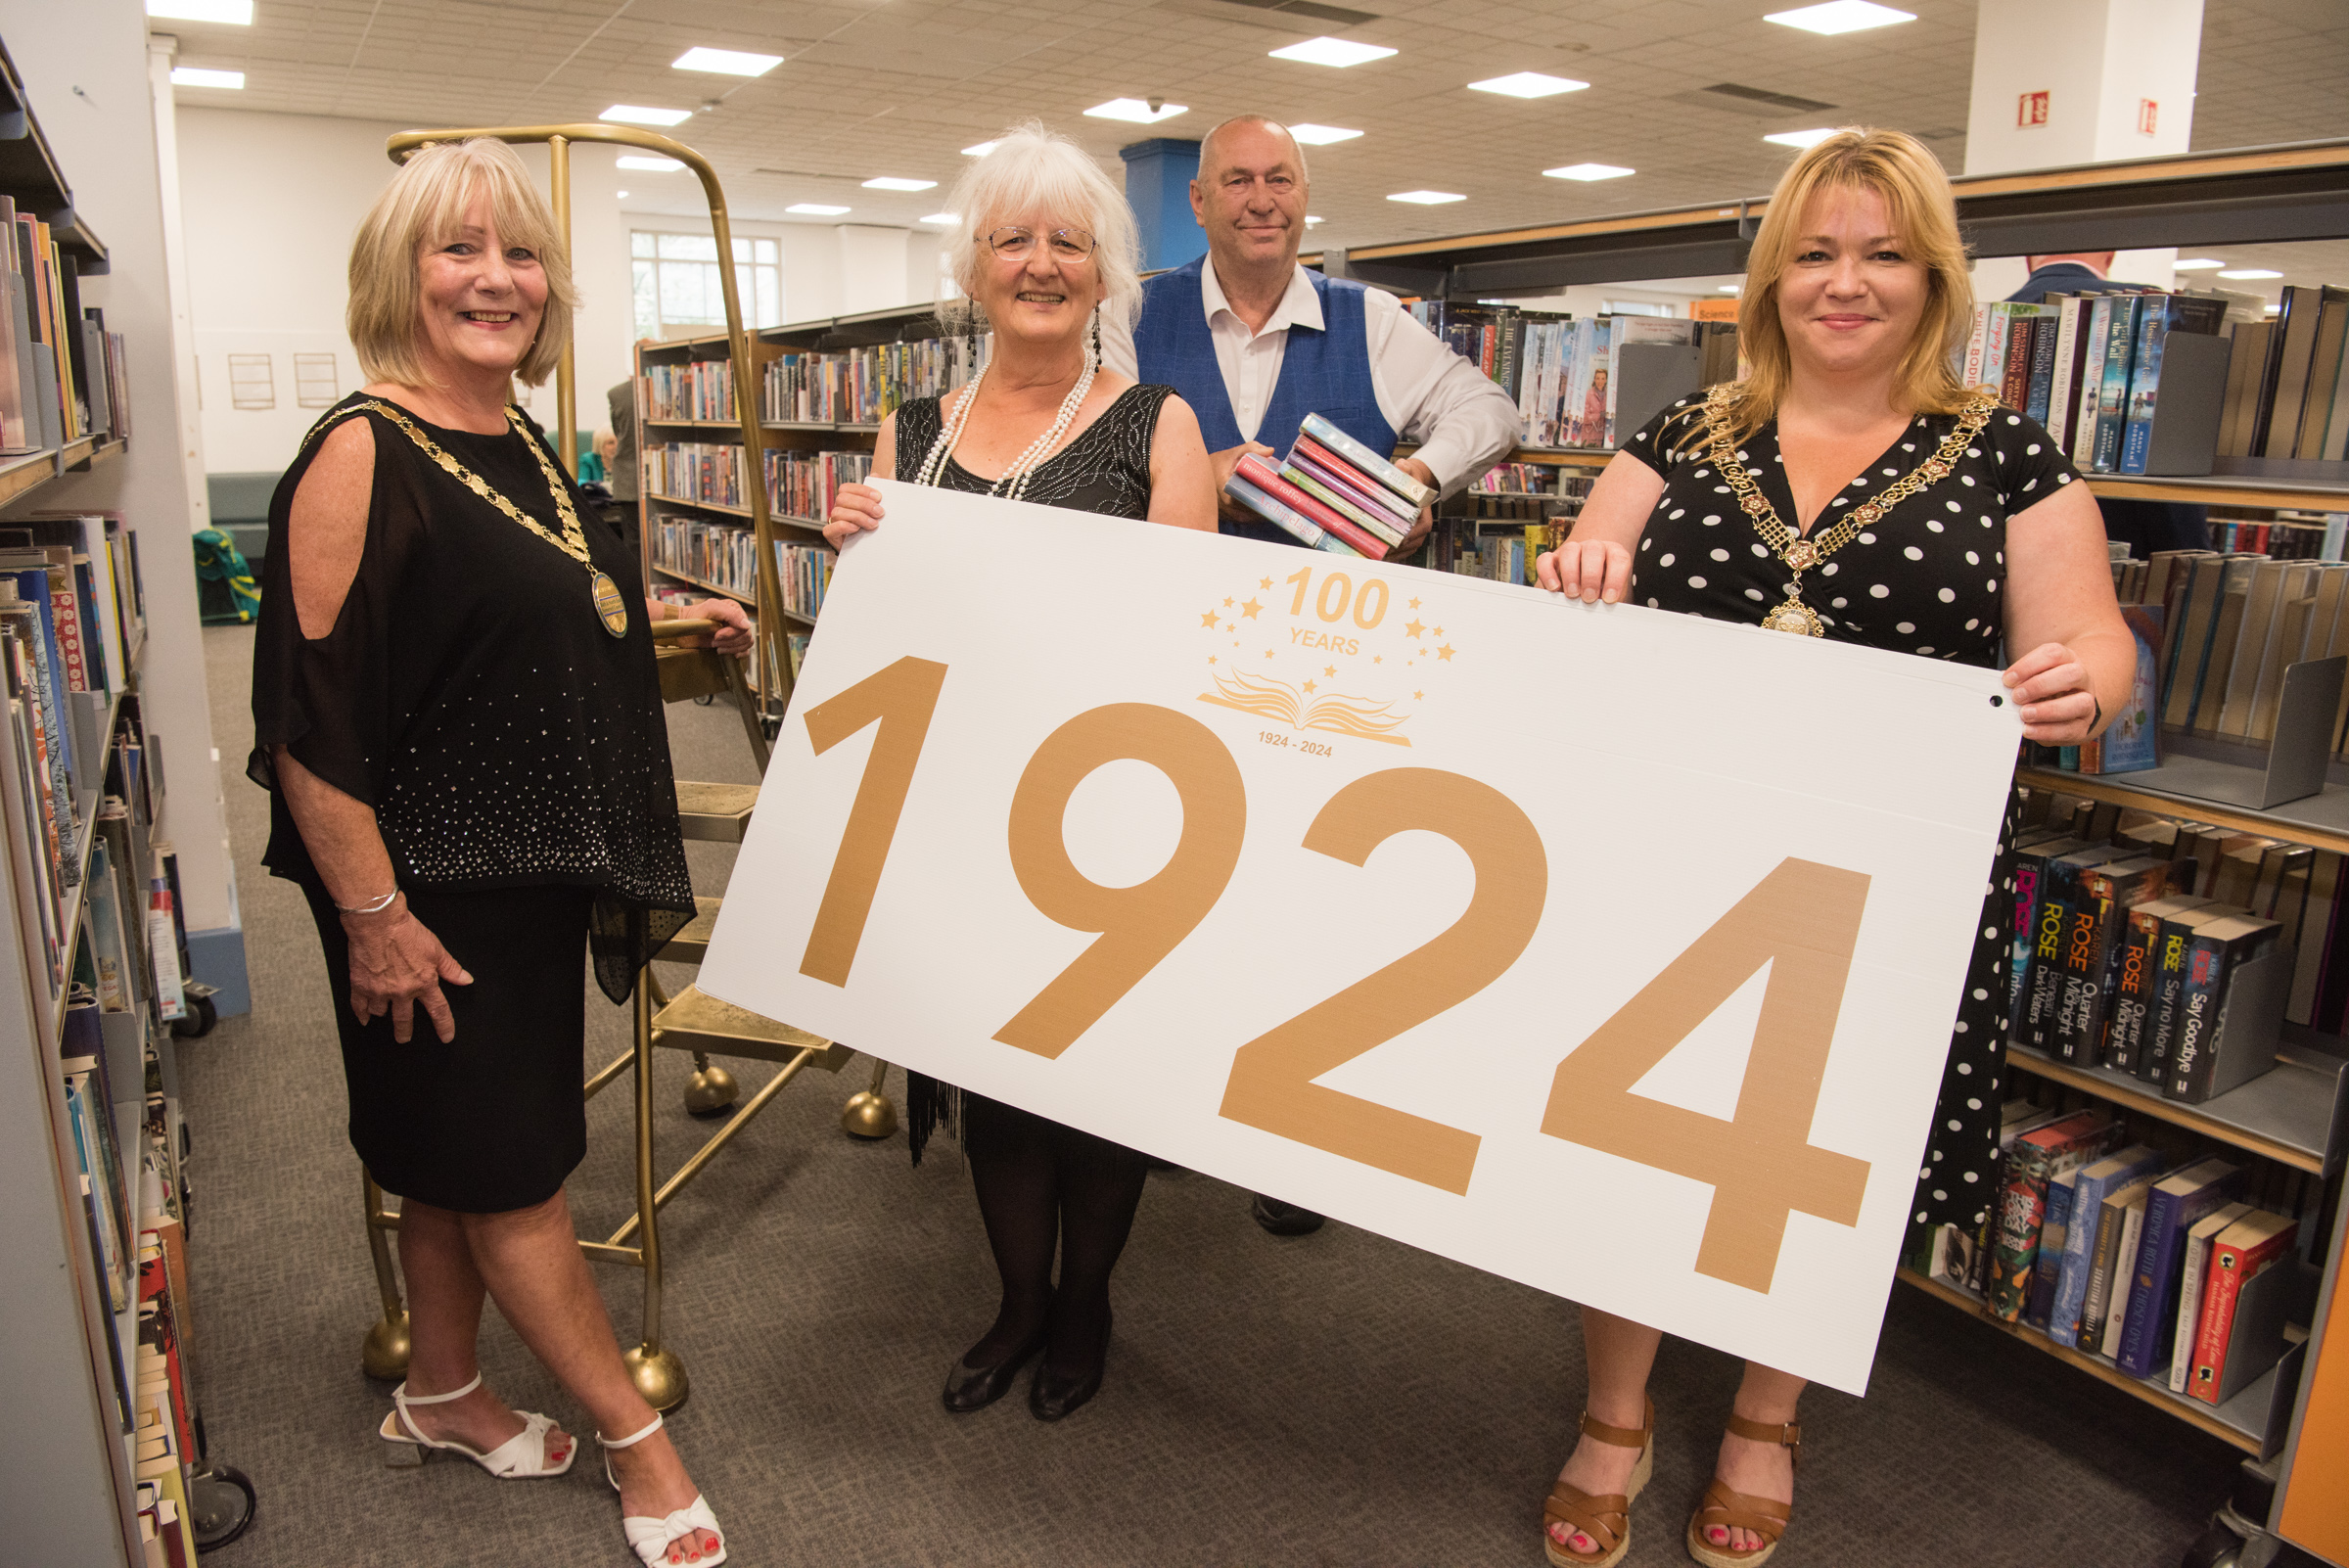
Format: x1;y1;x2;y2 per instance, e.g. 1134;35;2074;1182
180;622;2234;1568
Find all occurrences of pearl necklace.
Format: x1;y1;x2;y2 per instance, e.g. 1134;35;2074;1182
913;333;1096;502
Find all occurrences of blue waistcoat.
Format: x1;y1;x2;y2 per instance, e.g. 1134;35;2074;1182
1131;256;1399;547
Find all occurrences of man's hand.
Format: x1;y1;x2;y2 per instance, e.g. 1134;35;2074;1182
1211;441;1275;521
1391;456;1439;559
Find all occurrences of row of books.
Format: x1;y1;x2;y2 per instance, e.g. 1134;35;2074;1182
777;540;835;620
2204;516;2340;561
2227;284;2349;461
1406;302;1738;450
2137;549;2349;746
1223;411;1437;561
1959;1107;2308;1407
644;440;747;512
762;333;992;427
650;512;837;621
766;448;871;525
0;196;124;454
641;358;744;424
1467;461;1577;496
1959;293;2228;475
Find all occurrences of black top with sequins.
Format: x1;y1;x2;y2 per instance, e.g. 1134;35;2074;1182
1619;397;2083;668
897;383;1173;520
248;392;693;1001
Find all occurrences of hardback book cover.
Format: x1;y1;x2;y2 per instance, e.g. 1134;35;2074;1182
2169;1199;2257;1393
2082;1175;2158;1356
2105;895;2210;1071
2053;856;2172;1061
1236;456;1389;559
2115;1157;2248;1378
1985;1110;2119;1321
2167;914;2283;1102
2086;604;2163;774
2024;1171;2081;1329
2050;1144;2164;1347
1299;413;1434;508
2200;1239;2304;1406
2188;1211;2300;1404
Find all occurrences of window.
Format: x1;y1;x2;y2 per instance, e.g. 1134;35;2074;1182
631;230;783;339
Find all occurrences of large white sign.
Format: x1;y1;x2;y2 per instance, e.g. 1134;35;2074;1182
701;479;2019;1393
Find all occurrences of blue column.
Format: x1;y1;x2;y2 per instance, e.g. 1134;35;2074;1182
1119;138;1206;272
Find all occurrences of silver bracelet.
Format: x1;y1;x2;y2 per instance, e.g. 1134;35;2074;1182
337;890;400;916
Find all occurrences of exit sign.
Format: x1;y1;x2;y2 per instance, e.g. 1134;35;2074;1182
2139;99;2159;135
2017;91;2050;128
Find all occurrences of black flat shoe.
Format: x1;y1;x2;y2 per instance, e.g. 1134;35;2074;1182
1028;1354;1105;1422
1250;1193;1326;1236
942;1332;1044;1413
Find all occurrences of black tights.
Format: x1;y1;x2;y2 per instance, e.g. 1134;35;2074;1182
960;1094;1149;1376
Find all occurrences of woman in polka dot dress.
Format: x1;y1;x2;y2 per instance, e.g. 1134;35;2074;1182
1531;129;2135;1568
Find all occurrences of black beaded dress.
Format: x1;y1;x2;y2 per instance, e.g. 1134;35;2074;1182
1621;395;2084;1248
249;393;694;1212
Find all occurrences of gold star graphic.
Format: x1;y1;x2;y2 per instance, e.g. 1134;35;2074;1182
1405;619;1425;638
1223;597;1233;607
1408;596;1421;610
1302;679;1317;694
1241;598;1263;620
1414;690;1424;700
1322;665;1336;676
1200;609;1220;628
1208;655;1219;665
1437;644;1456;662
1259;576;1274;589
1433;625;1446;637
1265;649;1275;659
1372;655;1383;664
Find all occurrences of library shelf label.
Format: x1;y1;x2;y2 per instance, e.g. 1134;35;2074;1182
701;479;2022;1393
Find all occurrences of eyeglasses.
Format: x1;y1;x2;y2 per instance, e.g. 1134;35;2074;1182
985;225;1098;261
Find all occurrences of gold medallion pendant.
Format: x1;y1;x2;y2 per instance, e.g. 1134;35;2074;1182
590;571;629;638
1762;596;1824;636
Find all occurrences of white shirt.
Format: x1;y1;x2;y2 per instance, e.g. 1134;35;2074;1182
1101;260;1521;498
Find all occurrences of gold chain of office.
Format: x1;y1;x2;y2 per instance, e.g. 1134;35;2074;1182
1701;384;1998;637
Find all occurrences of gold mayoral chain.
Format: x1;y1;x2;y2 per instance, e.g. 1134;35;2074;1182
334;397;631;638
1701;384;1997;637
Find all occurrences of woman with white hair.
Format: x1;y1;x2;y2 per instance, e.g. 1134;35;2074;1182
827;120;1216;1420
249;138;737;1566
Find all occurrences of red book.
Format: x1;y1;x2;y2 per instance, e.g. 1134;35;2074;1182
1234;456;1389;559
50;574;89;692
2003;315;2038;410
1293;435;1417;524
2188;1211;2298;1403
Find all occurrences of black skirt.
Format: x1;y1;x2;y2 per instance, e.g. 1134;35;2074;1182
301;881;594;1214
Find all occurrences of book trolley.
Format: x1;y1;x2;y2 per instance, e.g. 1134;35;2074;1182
345;122;864;1415
1318;138;2349;1567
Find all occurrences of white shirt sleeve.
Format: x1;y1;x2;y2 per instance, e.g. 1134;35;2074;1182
1099;307;1140;383
1361;289;1523;498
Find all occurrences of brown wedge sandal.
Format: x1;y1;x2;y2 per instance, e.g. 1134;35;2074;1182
1684;1413;1799;1568
1542;1398;1655;1568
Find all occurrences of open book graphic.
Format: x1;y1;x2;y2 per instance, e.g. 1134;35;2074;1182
1196;668;1413;746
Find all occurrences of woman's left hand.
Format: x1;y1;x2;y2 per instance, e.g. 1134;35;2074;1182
2003;641;2101;744
676;596;755;657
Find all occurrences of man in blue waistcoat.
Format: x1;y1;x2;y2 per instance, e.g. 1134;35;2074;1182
1104;115;1517;1235
1103;115;1517;559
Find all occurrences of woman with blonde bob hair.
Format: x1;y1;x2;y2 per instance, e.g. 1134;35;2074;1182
827;120;1215;1422
249;137;742;1567
1532;128;2131;1568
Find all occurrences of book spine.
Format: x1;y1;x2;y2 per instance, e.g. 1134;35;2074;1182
2121;311;2171;476
2047;299;2081;448
1295;437;1419;524
2142;919;2198;1084
2051;887;2109;1062
1985;1147;2053;1320
2104;915;2161;1073
1962;303;1988;389
2027;306;2061;424
2079;1201;2127;1354
2095;298;2142;474
1298;413;1432;509
51;576;87;692
2024;870;2078;1050
2188;1246;2253;1404
2115;1184;2181;1376
1238;459;1389;559
2166;934;2228;1100
2100;1200;2147;1357
2002;313;2036;410
2074;298;2113;468
2024;1175;2076;1328
2171;1228;2219;1393
1283;458;1405;546
1223;474;1330;549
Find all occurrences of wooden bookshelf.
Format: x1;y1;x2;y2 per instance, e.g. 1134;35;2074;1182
649;563;818;626
0;436;132;509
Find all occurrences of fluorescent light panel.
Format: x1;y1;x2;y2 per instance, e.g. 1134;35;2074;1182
2172;258;2227;269
1305;215;1325;225
788;204;852;215
1287;123;1361;145
1467;71;1588;99
1718;285;1742;293
862;176;937;191
147;0;253;22
919;212;958;225
170;67;244;87
1764;1;1915;33
961;141;999;157
1388;189;1464;205
671;46;781;76
616;155;684;172
1269;36;1396;67
1764;127;1838;149
1544;162;1634;181
602;104;693;126
1083;98;1187;123
2219;268;2282;279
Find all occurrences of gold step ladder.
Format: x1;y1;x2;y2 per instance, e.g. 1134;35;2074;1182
353;121;897;1409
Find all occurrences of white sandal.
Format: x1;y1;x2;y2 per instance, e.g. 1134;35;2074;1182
377;1373;576;1478
601;1413;726;1568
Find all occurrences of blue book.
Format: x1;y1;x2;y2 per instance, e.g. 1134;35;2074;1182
2094;296;2143;474
2049;1143;2163;1346
1224;475;1360;556
2119;304;2170;475
2115;1156;2247;1377
2070;297;2115;468
2096;604;2164;773
2024;1172;2078;1328
2025;303;2062;424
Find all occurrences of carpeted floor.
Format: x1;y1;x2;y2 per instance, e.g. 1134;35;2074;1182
178;621;2235;1568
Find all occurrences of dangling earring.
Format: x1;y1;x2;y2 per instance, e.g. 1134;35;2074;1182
1089;305;1101;369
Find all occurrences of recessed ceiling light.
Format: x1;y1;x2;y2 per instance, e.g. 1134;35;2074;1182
602;104;694;127
788;204;852;215
919;212;958;225
2172;258;2227;270
862;176;937;191
617;190;630;200
147;0;253;22
1084;98;1188;124
1718;285;1742;293
1764;127;1839;149
1287;123;1362;145
1269;36;1398;68
672;46;782;75
1305;215;1325;225
1764;1;1916;33
1388;190;1465;205
169;67;245;87
961;141;999;157
2219;268;2283;279
1467;71;1589;99
1544;162;1635;181
617;155;684;172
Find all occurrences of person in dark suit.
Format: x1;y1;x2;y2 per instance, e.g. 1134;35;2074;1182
2005;252;2210;557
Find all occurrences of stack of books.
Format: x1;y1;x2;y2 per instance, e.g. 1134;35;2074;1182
2220;284;2349;460
1223;412;1434;560
1959;293;2229;474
